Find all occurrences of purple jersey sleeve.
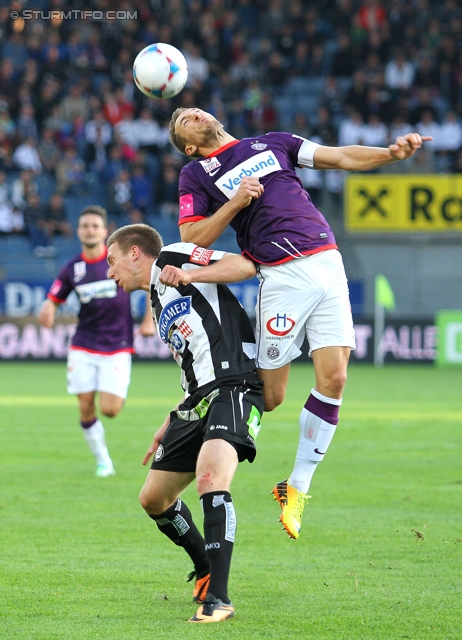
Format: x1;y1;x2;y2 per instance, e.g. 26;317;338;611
48;263;75;303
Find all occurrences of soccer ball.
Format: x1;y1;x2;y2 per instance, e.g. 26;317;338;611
133;43;188;100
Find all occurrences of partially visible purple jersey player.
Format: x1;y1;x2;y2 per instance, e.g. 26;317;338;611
39;205;134;477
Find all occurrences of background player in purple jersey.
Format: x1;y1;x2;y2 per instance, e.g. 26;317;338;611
167;107;432;539
106;223;264;623
38;205;134;477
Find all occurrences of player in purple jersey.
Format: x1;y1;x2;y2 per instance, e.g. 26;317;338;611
168;107;432;539
106;223;264;623
38;206;134;477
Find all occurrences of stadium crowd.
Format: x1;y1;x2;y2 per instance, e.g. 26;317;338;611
0;0;461;254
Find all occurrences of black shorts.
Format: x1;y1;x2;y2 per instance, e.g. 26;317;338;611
151;377;264;473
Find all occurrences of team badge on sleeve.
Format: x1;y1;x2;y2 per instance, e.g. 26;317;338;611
50;279;63;297
179;194;194;220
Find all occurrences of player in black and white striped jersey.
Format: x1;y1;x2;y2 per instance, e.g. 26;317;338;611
107;223;264;624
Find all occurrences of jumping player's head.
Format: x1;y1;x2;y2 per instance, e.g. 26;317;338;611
77;205;108;251
169;108;229;158
107;224;163;293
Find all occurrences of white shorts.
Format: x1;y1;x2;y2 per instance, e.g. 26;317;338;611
255;250;356;369
66;349;132;398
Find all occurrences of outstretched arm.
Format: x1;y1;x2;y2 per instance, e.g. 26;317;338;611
160;253;256;288
180;176;264;247
312;133;433;171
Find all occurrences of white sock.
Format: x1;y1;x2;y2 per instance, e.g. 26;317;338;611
81;419;112;466
288;392;341;494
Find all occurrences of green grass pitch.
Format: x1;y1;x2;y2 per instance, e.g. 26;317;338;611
1;361;461;639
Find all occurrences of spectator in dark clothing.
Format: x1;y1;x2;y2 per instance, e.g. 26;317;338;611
106;168;132;226
23;192;56;257
410;88;439;125
330;33;358;77
344;69;369;118
156;163;180;218
44;192;73;239
38;128;61;175
130;164;152;213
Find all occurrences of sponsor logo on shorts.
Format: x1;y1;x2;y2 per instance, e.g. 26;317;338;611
266;313;296;336
154;444;164;461
191;246;214;265
209;424;228;431
199;157;221;174
267;346;280;360
216;151;282;199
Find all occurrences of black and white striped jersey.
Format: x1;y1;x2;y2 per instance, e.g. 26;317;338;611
150;242;257;396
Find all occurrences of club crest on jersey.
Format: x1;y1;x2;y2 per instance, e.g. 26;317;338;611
199;157;221;175
74;261;86;282
251;142;267;150
264;312;297;339
191;246;214;265
169;321;193;353
158;296;191;344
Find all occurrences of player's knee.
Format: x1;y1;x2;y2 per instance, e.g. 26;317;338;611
196;470;219;495
263;389;285;412
139;487;162;514
322;370;347;397
101;407;119;418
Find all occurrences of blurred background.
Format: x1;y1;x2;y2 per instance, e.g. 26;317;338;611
0;0;461;364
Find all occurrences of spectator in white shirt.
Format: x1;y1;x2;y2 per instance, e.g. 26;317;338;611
415;110;440;151
384;49;415;92
134;108;170;151
437;110;462;152
85;110;113;147
183;40;209;87
338;110;365;146
114;111;139;147
12;137;42;173
360;113;389;147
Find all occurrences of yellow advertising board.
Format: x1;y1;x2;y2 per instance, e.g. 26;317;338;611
345;174;462;231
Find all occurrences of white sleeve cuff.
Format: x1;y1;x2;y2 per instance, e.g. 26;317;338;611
297;138;320;168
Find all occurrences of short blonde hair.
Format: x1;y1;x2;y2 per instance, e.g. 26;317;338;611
107;224;163;258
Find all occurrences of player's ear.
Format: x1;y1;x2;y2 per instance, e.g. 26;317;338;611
185;144;197;156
